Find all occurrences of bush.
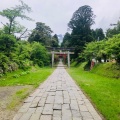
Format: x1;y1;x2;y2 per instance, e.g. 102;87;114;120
19;60;31;70
20;72;27;76
0;74;3;77
26;71;30;74
8;62;18;72
0;34;16;55
12;74;20;78
84;34;120;64
0;67;3;74
38;61;44;67
31;42;50;66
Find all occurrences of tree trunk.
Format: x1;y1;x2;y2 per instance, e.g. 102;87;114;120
8;20;12;34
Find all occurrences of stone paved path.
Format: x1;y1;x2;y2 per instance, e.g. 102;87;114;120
13;62;102;120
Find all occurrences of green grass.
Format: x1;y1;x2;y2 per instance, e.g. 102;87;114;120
7;87;32;110
91;62;120;78
0;66;54;87
68;62;120;120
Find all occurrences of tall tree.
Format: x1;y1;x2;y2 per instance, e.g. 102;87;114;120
92;28;105;41
53;34;59;44
0;0;32;35
51;34;59;47
28;22;53;46
61;32;71;47
68;5;95;57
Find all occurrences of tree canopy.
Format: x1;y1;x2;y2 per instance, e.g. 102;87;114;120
51;34;59;47
68;5;95;31
62;5;95;58
28;22;53;46
61;32;71;47
0;0;32;36
84;34;120;64
91;28;105;41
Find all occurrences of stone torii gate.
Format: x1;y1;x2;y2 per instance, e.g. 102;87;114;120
51;51;74;68
47;47;74;68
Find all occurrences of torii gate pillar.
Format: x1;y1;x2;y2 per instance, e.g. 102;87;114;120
52;51;54;68
67;51;70;68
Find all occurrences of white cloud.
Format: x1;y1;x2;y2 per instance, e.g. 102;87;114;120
0;0;120;35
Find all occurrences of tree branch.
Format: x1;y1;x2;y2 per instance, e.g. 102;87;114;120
1;22;7;26
17;28;28;40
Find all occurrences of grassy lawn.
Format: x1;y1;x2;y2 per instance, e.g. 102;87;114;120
68;63;120;120
0;66;54;87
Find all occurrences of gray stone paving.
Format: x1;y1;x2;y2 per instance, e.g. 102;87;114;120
13;62;102;120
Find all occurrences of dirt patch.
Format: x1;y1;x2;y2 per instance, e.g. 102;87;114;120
0;85;33;120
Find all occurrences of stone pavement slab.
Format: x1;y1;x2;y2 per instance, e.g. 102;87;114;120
13;62;102;120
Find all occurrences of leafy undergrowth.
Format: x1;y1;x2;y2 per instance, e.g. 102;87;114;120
68;62;120;120
91;62;120;78
0;66;54;88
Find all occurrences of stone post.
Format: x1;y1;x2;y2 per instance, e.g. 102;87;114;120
52;51;54;67
67;51;70;68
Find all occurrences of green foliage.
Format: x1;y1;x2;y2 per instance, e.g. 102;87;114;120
20;71;28;76
28;22;53;46
0;66;53;87
66;5;95;58
51;34;59;47
0;74;3;77
0;0;32;35
83;34;120;63
36;60;44;67
12;71;30;78
68;5;95;30
31;42;50;66
91;62;120;78
0;53;9;73
61;32;71;47
106;21;120;38
91;28;105;40
12;74;20;78
0;34;16;54
106;34;120;63
0;34;50;74
84;40;107;62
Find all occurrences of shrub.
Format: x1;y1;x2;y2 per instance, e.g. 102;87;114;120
38;61;44;67
0;67;3;74
20;72;27;76
0;34;16;55
31;42;50;66
12;74;20;78
0;74;3;77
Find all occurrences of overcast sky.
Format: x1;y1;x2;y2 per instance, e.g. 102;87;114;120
0;0;120;35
